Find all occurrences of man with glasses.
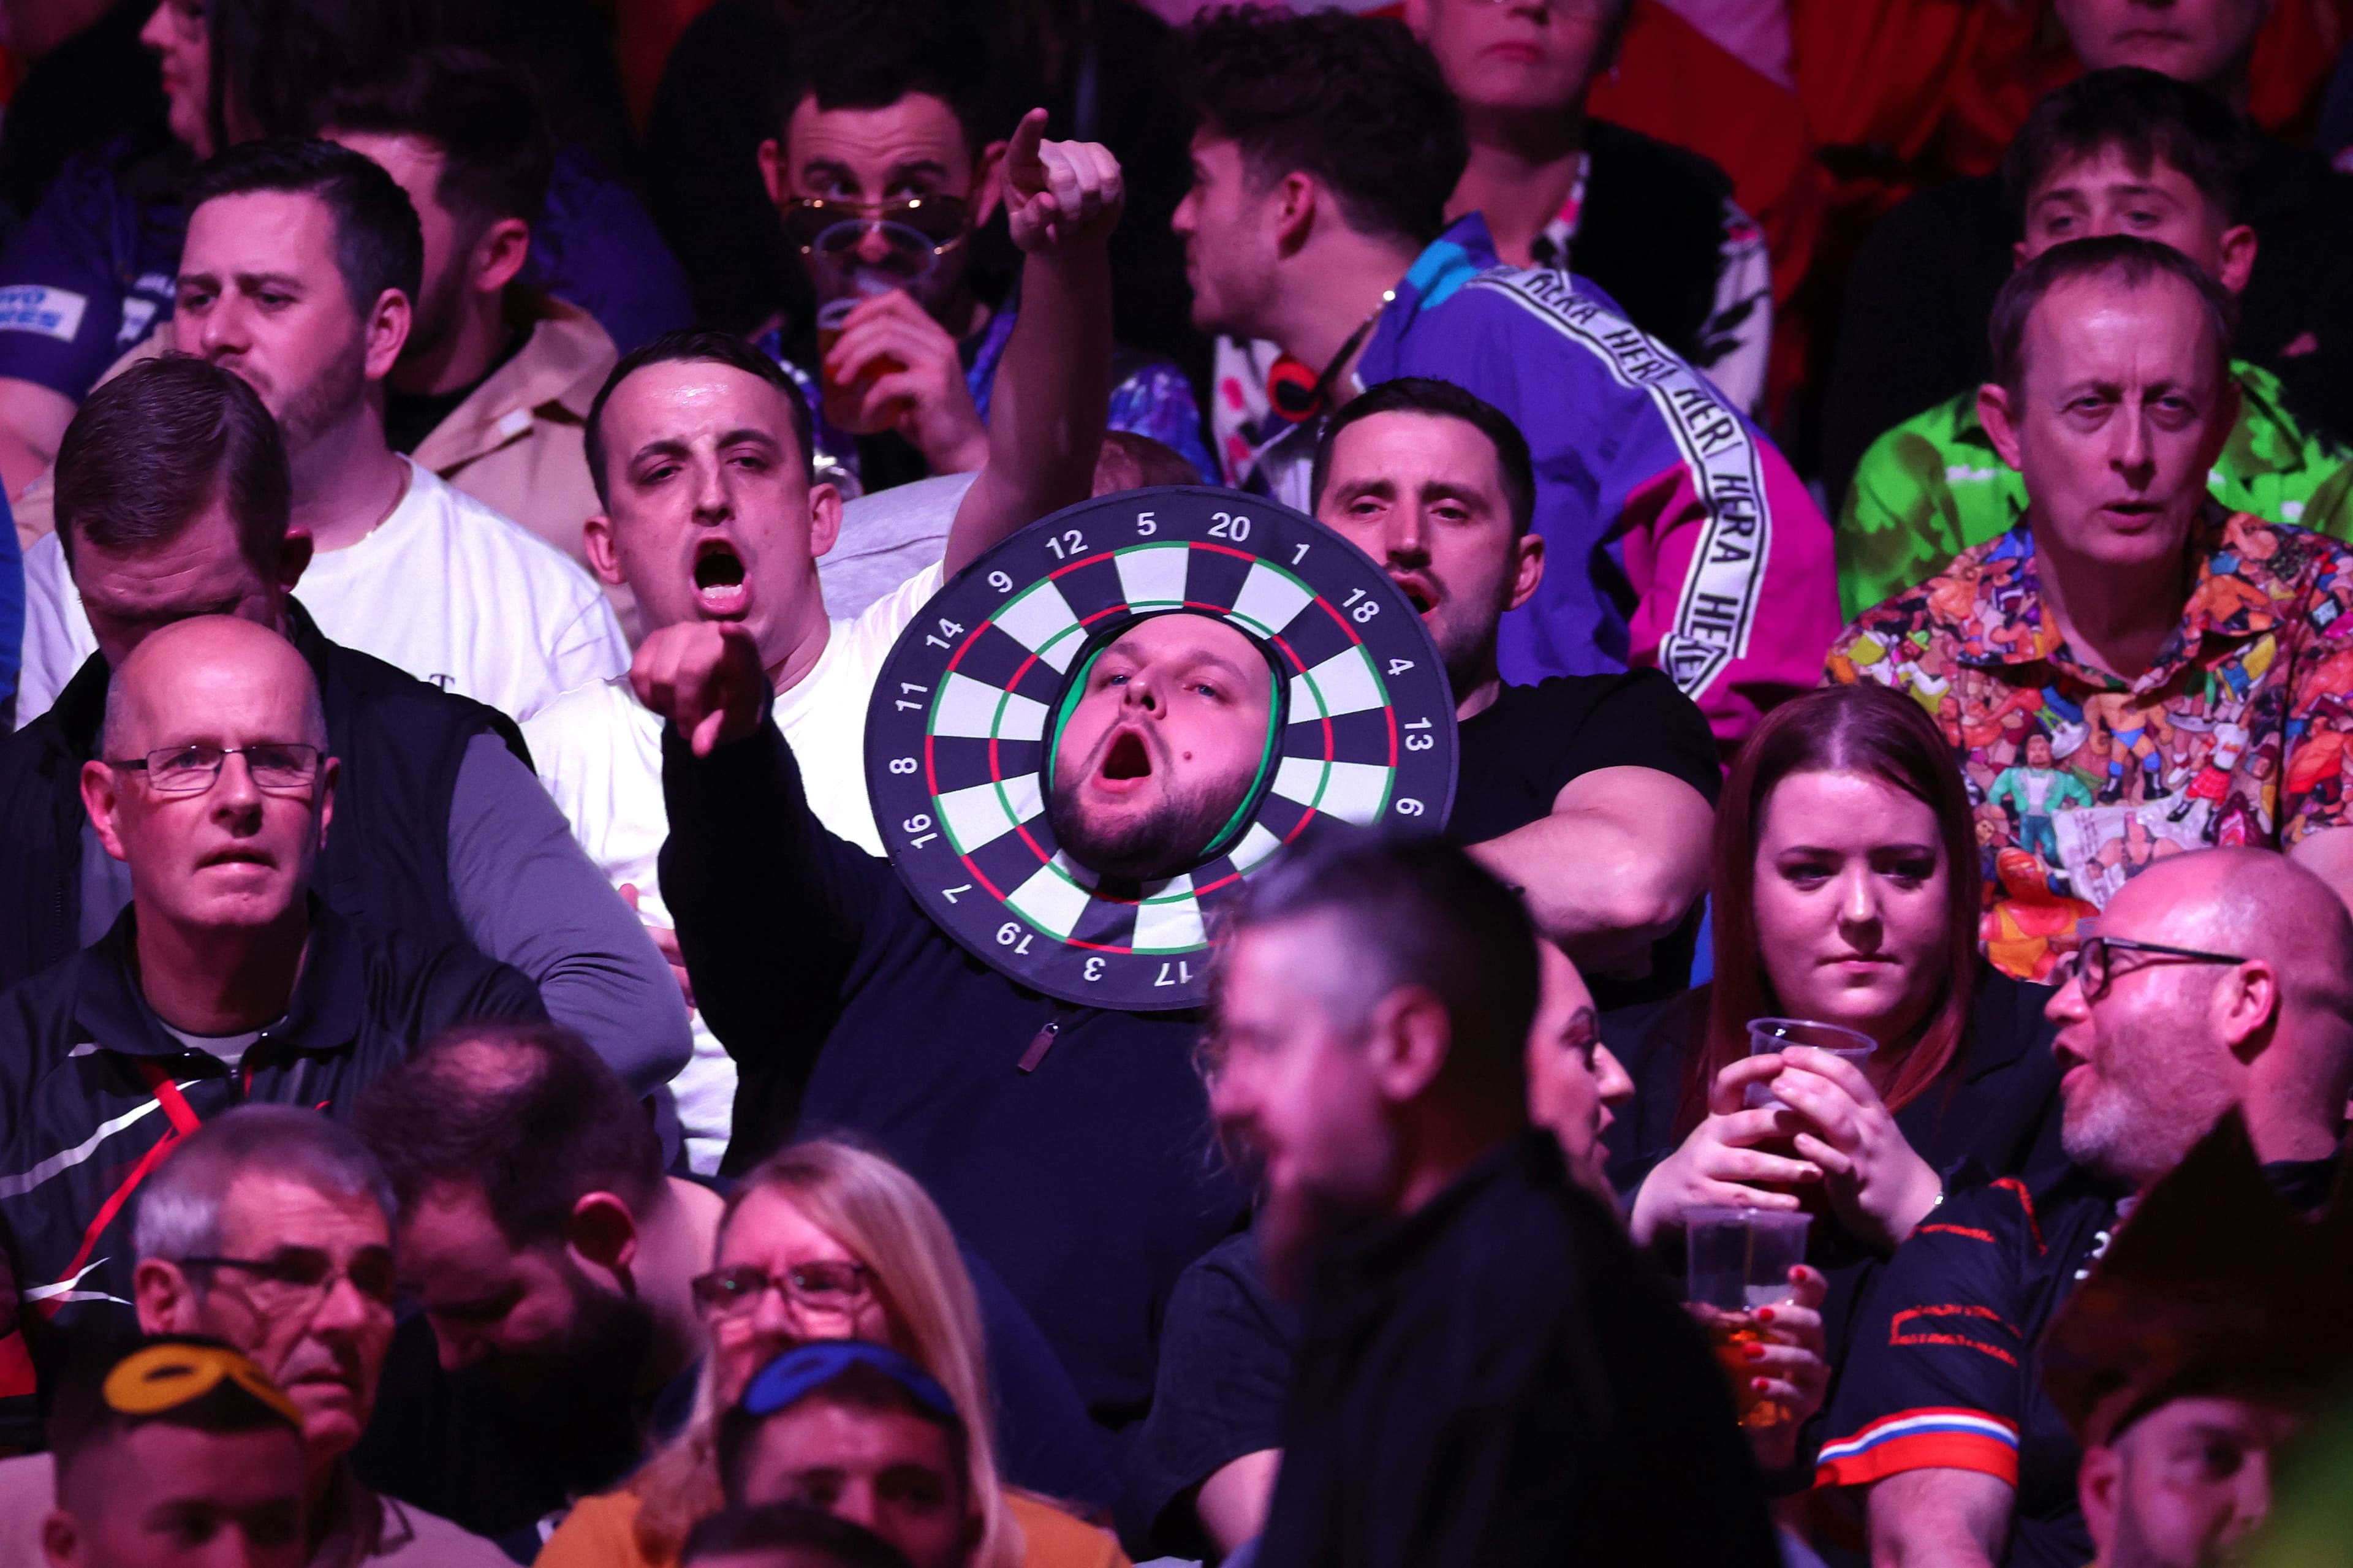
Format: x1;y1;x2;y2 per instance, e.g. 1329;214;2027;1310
0;614;545;1453
0;1108;512;1561
1817;846;2353;1568
753;0;1211;498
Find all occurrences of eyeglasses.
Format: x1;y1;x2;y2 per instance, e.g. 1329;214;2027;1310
179;1245;399;1311
110;743;324;795
779;195;971;255
691;1259;873;1321
2056;933;2247;1002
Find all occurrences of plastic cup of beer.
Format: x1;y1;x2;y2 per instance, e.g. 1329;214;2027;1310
1745;1017;1876;1110
1684;1206;1811;1429
807;218;935;434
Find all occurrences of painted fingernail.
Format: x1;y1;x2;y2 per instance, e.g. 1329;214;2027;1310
1756;1308;1775;1324
1751;1377;1769;1390
1742;1343;1765;1360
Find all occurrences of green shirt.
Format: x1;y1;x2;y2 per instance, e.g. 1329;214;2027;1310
1836;360;2353;621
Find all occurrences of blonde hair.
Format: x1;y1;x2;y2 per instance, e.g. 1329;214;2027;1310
629;1141;1022;1568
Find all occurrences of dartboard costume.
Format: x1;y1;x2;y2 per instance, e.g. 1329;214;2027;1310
660;489;1455;1426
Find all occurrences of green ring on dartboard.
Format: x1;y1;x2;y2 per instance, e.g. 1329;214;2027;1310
865;486;1460;1011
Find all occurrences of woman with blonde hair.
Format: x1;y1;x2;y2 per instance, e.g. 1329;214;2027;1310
537;1140;1124;1568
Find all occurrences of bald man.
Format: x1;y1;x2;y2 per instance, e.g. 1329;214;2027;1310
0;616;547;1449
1819;847;2353;1568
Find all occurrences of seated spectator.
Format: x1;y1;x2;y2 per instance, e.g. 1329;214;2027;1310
682;1504;915;1568
14;137;629;725
310;49;618;600
537;1140;1118;1567
34;1336;309;1568
1605;684;2065;1381
1309;376;1719;1000
0;1107;507;1562
1821;0;2353;509
1840;68;2353;620
0;615;545;1447
1200;831;1779;1566
1817;847;2353;1567
0;0;689;507
0;356;688;1093
526;119;1122;1170
1130;921;1832;1558
2041;1117;2352;1568
713;1343;1125;1568
1168;5;1835;750
1828;237;2353;979
1422;0;1768;408
753;0;1211;498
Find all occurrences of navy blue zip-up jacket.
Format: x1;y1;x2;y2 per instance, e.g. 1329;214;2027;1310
0;901;545;1448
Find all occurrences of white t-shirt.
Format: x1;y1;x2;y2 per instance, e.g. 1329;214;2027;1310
15;457;627;726
523;564;942;1172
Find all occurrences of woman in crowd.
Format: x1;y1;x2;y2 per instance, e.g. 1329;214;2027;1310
1605;681;2068;1373
537;1140;1127;1568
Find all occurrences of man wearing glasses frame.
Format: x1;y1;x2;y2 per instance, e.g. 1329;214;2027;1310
0;615;545;1455
1820;847;2353;1568
0;1107;512;1561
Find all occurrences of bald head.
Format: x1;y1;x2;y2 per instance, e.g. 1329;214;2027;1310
101;616;326;763
2053;849;2353;1187
81;616;335;947
2109;849;2353;1023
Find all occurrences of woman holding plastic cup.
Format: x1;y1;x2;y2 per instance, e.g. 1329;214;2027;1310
1604;684;2067;1355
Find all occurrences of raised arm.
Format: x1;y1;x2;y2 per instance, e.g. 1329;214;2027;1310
941;110;1120;576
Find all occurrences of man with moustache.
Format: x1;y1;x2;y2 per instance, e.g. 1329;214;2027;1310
0;616;544;1449
1197;831;1776;1567
0;1108;508;1564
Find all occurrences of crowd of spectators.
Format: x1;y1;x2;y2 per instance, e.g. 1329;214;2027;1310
0;1;2345;1566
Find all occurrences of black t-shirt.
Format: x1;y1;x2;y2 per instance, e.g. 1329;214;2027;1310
1447;670;1720;845
1448;672;1721;1006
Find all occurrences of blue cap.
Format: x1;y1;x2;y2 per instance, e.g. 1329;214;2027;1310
738;1340;959;1425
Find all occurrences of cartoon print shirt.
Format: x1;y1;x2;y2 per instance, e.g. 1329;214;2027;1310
1826;509;2353;982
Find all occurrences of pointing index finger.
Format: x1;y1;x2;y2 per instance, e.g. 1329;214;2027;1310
1006;108;1049;190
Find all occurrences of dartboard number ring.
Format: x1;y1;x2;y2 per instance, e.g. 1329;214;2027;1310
866;486;1458;1011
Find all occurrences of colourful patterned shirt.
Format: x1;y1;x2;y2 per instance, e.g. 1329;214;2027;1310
1837;360;2353;620
1826;510;2353;982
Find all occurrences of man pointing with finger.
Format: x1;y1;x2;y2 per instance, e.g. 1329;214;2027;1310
525;113;1124;1172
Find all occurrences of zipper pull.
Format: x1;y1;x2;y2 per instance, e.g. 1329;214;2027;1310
1018;1017;1063;1074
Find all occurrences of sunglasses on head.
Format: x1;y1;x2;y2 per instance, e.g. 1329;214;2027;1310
779;195;971;255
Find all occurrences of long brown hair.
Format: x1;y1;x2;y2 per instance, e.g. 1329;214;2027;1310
1685;684;1980;1135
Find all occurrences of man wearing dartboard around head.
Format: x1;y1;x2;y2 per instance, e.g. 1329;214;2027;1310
635;468;1463;1439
